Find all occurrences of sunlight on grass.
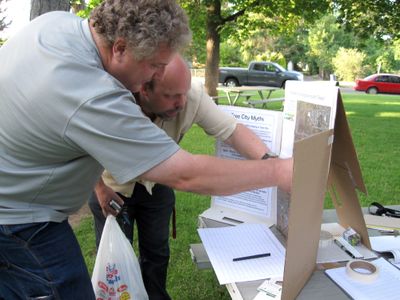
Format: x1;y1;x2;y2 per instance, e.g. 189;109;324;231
382;101;400;105
344;99;400;105
375;112;400;117
342;93;400;106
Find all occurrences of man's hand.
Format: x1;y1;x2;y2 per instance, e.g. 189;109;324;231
94;178;124;217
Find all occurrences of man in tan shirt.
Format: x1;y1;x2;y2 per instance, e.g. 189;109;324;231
90;55;276;299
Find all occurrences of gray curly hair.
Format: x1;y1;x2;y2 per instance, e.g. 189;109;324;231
90;0;192;60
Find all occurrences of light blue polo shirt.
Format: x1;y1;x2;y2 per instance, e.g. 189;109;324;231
0;12;179;224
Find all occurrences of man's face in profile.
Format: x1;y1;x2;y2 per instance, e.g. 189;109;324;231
141;76;191;120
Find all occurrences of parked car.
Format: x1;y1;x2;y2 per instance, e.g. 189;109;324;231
354;73;400;94
218;61;303;88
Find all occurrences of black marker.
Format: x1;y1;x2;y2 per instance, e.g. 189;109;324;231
232;253;271;262
334;239;356;259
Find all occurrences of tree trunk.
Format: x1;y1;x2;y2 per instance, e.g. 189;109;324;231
30;0;70;20
204;0;222;97
318;68;322;79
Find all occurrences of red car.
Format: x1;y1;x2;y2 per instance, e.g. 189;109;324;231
354;73;400;94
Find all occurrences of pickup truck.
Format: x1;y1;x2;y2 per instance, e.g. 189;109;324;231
219;61;303;88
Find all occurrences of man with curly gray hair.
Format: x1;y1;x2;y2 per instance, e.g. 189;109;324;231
90;0;191;62
0;1;191;299
0;0;292;299
89;0;192;92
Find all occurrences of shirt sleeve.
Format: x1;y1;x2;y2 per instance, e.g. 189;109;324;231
190;82;237;141
64;90;180;184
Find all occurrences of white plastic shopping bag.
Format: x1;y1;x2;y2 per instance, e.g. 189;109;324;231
91;215;148;300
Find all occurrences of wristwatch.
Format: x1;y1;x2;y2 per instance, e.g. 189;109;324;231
261;151;278;160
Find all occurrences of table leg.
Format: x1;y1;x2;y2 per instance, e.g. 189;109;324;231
260;90;273;108
232;93;241;106
257;90;265;100
225;92;233;105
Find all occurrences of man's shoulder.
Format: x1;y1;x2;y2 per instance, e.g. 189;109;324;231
187;80;210;105
33;11;82;25
189;80;205;94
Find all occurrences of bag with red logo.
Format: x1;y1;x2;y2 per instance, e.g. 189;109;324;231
91;215;148;300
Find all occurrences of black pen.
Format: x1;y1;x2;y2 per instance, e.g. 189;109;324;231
334;239;356;259
232;253;271;262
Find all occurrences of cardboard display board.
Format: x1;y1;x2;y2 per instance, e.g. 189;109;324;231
328;93;370;248
276;93;368;299
274;93;368;300
281;129;333;300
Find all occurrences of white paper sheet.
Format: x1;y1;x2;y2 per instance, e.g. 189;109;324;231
197;223;285;284
370;236;400;266
280;81;338;158
213;106;282;220
325;258;400;300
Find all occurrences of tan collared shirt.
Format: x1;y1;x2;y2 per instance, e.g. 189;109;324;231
102;81;237;196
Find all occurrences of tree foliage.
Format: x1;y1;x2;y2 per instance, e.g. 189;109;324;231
30;0;400;87
178;1;207;66
180;0;400;91
394;39;400;61
307;14;356;79
375;42;400;73
76;0;102;18
0;0;10;46
219;40;242;67
71;0;86;14
332;48;366;81
0;0;10;32
273;25;310;71
181;0;331;95
334;0;400;40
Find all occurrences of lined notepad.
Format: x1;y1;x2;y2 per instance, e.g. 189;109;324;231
198;223;285;284
325;258;400;300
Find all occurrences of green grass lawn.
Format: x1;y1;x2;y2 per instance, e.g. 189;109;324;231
75;91;399;299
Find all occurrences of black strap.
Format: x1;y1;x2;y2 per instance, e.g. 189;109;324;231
172;206;177;239
368;202;400;218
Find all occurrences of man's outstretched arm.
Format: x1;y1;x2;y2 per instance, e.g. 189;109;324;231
140;149;292;195
224;123;270;160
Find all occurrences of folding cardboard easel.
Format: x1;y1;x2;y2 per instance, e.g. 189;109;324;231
280;92;368;300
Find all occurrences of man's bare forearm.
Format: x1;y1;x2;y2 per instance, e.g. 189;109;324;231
224;123;269;160
141;149;292;195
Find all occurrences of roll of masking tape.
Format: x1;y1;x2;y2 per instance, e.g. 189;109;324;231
319;230;333;248
346;260;379;283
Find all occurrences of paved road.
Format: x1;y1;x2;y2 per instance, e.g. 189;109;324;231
339;86;357;94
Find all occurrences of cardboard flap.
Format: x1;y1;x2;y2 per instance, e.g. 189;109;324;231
328;165;371;248
329;92;370;248
281;129;333;300
331;92;367;194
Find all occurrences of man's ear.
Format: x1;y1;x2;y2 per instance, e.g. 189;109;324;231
111;38;127;62
140;84;149;99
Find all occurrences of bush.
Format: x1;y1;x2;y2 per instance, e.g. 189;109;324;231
219;41;244;67
332;48;366;81
255;51;286;68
